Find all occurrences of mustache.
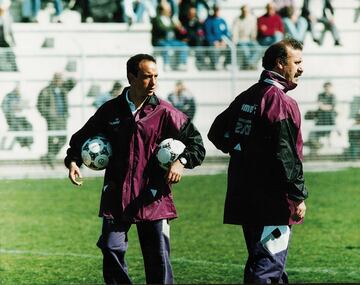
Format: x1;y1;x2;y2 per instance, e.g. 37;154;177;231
295;71;303;77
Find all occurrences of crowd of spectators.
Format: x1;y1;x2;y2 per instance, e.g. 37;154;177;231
0;0;351;76
148;0;344;71
1;0;350;72
0;0;346;51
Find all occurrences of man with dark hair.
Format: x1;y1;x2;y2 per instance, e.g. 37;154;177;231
208;38;308;283
65;53;205;284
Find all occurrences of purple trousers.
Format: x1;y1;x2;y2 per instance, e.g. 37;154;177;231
242;225;292;284
97;218;173;284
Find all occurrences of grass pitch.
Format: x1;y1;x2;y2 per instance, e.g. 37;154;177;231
1;168;360;284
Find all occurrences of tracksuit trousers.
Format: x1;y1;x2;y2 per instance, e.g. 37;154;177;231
242;225;292;284
97;218;173;284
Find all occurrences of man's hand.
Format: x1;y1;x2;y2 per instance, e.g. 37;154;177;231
165;159;185;184
292;200;307;221
68;161;83;186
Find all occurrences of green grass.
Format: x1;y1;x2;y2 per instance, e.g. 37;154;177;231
1;168;360;284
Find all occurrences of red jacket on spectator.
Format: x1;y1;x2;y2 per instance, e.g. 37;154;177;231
257;13;284;37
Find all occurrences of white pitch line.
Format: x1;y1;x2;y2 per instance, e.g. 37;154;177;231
0;248;100;259
1;248;358;277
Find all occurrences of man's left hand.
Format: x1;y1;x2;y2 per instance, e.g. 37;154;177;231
166;160;185;184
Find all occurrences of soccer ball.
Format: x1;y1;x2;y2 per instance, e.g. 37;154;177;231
156;138;186;169
81;135;112;170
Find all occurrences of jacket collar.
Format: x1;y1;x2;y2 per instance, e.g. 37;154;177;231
260;70;297;92
117;86;160;106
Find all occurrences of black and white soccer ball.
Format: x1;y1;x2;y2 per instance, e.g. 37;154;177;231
81;135;112;170
156;138;186;169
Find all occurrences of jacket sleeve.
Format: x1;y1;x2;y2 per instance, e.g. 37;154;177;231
275;119;309;201
207;106;232;154
64;108;105;168
176;119;206;169
203;19;216;44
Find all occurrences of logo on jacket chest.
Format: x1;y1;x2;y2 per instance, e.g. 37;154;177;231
108;118;121;126
241;103;257;114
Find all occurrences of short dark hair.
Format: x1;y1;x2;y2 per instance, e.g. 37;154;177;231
112;80;123;91
262;38;303;70
323;81;332;88
127;54;156;77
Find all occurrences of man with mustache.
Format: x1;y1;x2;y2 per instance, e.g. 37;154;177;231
65;53;205;284
208;38;308;283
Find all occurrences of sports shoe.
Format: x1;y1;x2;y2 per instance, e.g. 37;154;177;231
334;40;342;46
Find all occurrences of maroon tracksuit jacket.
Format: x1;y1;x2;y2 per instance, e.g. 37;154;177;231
208;70;308;226
65;87;205;222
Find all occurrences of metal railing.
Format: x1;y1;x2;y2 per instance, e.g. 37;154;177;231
0;45;360;169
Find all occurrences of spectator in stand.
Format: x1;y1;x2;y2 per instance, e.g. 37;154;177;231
37;72;76;168
0;0;18;72
316;81;337;126
93;81;123;109
301;0;342;46
306;81;337;154
1;83;21;131
257;2;284;46
121;0;157;24
155;0;180;19
1;83;33;149
280;6;308;43
232;4;261;70
178;5;206;70
203;5;231;70
151;1;189;71
167;80;196;121
71;0;120;23
132;0;157;23
21;0;63;22
178;0;210;24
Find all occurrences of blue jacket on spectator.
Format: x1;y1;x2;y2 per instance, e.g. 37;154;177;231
203;13;231;45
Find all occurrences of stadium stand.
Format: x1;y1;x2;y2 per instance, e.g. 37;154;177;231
0;0;359;178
